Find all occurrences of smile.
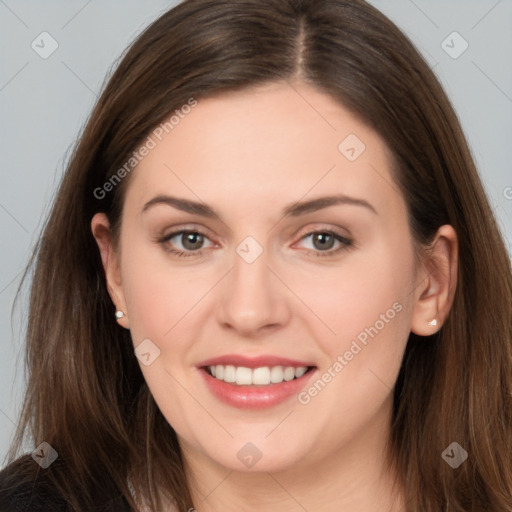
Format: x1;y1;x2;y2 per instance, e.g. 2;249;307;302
198;356;317;409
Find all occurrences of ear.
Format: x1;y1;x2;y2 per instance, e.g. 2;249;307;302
91;213;129;329
410;224;458;336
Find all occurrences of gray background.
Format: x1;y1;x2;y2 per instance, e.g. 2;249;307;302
1;0;511;465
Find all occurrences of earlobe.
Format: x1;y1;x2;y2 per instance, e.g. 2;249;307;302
91;213;130;329
410;224;458;336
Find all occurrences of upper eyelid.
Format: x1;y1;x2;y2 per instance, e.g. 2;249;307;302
161;228;215;245
293;224;351;240
160;224;213;239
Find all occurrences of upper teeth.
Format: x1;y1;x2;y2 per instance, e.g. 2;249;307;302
208;365;308;386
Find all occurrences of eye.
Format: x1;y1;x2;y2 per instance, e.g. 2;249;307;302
296;230;353;256
158;228;354;259
159;230;215;257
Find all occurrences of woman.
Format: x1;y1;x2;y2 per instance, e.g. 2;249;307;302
1;0;511;510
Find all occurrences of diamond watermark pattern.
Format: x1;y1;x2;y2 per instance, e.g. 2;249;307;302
338;134;366;162
31;32;59;59
237;442;263;468
441;442;468;468
236;236;263;264
441;32;469;59
32;442;58;469
135;338;161;366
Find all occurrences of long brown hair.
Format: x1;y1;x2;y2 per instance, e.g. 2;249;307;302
6;0;512;510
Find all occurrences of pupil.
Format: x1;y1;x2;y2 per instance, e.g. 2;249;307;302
314;233;334;250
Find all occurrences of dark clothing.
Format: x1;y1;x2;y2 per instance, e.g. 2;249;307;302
0;457;131;512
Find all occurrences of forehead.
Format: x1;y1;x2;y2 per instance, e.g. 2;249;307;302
124;81;402;221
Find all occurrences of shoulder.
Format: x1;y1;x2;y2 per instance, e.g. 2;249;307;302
0;456;131;512
0;455;68;511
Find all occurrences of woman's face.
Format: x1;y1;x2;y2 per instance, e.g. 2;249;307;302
94;81;436;476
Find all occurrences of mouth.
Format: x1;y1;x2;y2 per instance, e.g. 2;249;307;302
197;357;318;409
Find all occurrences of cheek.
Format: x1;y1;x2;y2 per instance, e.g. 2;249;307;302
284;244;413;349
289;251;412;441
120;239;211;344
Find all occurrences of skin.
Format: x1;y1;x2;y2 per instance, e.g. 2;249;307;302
92;81;458;512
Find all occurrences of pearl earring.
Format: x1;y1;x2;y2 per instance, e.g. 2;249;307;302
115;310;126;319
427;318;437;327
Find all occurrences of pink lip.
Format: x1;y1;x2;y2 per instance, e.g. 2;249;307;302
197;354;315;369
197;361;317;410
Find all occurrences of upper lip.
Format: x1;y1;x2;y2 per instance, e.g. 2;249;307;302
198;355;316;369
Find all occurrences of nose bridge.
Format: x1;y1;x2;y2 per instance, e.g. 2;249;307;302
217;234;288;334
230;237;273;305
231;245;269;290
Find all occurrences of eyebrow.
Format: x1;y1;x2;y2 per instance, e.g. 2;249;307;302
141;193;378;219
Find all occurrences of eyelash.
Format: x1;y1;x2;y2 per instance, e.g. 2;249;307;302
158;228;354;259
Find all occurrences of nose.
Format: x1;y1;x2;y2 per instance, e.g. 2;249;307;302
216;245;291;337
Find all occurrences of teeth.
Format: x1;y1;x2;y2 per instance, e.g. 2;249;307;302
283;367;295;381
207;365;310;386
224;365;236;383
295;367;307;378
236;366;253;385
252;367;270;385
270;366;284;383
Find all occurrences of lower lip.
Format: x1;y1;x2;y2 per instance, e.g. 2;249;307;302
199;367;316;409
